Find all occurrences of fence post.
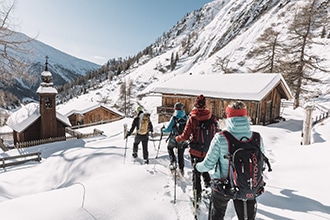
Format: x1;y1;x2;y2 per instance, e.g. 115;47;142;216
301;103;314;145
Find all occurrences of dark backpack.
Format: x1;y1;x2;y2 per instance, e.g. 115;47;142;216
218;131;265;200
189;115;217;157
172;116;187;136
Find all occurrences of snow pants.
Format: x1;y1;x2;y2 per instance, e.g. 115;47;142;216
167;139;185;169
191;155;211;197
133;134;149;160
210;189;257;220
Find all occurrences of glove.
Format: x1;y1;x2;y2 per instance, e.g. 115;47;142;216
125;133;130;139
192;162;200;174
182;141;189;149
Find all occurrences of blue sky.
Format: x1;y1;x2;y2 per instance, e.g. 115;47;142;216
12;0;212;65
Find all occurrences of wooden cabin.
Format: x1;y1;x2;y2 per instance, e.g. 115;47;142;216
65;103;124;126
153;73;292;125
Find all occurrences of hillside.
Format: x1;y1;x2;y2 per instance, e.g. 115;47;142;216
70;0;329;115
1;93;330;220
0;1;330;219
1;32;100;105
2;0;329;111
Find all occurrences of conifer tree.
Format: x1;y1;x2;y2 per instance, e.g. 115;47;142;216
119;78;134;116
247;27;283;73
283;0;328;108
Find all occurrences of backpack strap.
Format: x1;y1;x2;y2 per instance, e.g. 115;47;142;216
220;131;261;177
222;131;260;152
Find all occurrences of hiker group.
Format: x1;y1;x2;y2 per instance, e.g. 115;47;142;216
125;94;271;220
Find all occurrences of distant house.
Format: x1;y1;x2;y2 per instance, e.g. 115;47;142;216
6;58;71;145
153;73;292;125
63;103;124;127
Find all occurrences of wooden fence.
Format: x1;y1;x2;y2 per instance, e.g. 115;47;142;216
312;112;329;126
65;128;104;139
1;152;41;169
2;118;109;150
70;117;123;129
15;136;67;148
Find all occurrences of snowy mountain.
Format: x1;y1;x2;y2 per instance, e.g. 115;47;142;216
4;0;329;109
1;0;330;219
79;0;329;114
3;32;100;102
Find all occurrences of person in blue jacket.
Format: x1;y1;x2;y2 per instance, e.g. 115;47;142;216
162;102;188;176
196;100;265;220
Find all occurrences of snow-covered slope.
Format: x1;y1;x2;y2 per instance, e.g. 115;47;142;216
1;97;330;220
1;1;330;219
4;32;100;101
84;0;329;115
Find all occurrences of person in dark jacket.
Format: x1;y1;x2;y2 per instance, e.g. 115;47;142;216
125;106;153;164
175;94;217;200
162;102;189;176
196;100;266;220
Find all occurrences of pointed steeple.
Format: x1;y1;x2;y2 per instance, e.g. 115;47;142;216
41;56;52;84
45;55;49;71
37;56;57;94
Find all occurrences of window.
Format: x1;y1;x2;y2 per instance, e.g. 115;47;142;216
45;98;52;109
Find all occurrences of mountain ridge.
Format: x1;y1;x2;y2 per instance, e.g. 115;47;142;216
2;0;330;112
2;31;100;105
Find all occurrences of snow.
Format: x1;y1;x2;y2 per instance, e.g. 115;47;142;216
1;98;330;220
153;73;292;101
1;0;330;219
6;102;71;133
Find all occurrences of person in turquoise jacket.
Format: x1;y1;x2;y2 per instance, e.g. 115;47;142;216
196;100;265;220
162;102;188;176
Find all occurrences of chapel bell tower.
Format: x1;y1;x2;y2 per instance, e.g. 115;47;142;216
36;56;58;139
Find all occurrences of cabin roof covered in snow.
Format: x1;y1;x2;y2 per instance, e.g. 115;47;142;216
153;73;292;101
6;103;71;133
57;101;124;117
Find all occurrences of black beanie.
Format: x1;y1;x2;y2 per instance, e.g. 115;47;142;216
174;102;184;110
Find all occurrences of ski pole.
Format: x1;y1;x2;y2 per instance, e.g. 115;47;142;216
194;189;198;220
151;132;157;151
173;160;177;204
208;191;213;220
193;158;198;219
155;130;163;159
123;123;128;164
123;137;128;164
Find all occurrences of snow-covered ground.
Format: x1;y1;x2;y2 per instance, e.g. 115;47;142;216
1;1;329;218
0;96;330;220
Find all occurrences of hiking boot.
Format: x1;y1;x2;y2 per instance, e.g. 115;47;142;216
169;162;177;170
203;188;212;199
132;152;137;158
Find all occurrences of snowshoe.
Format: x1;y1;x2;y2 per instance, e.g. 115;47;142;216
169;163;177;171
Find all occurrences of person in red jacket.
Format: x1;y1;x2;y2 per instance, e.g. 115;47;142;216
175;94;217;201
